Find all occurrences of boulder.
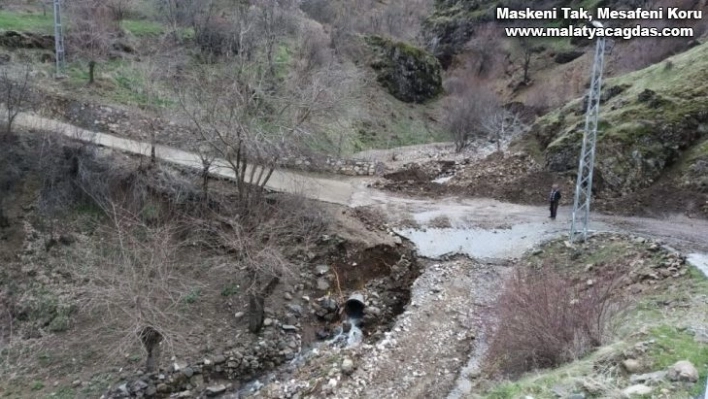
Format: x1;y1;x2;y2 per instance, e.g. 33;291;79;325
622;359;642;373
365;35;443;103
421;0;488;68
667;360;699;382
622;384;653;396
554;50;584;64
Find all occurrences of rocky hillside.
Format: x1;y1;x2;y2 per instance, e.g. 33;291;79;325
531;42;708;205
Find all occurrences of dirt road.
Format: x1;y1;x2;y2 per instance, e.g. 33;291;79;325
15;112;708;255
15;112;708;399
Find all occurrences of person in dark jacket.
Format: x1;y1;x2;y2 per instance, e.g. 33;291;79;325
549;184;561;219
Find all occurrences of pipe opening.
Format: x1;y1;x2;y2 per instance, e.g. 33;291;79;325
344;293;365;319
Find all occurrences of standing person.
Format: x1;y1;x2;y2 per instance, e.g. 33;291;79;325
549;184;561;219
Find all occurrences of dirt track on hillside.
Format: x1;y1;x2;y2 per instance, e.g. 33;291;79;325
14;111;708;255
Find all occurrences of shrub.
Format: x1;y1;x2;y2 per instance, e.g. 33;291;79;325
485;265;624;376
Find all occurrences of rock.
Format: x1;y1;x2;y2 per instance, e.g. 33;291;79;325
550;384;569;397
173;361;188;372
667;360;698;382
72;380;82;387
622;384;653;396
582;379;603;394
567;394;586;399
341;357;355;375
212;355;226;364
0;53;10;65
393;236;403;245
365;35;443;103
630;370;666;385
287;304;303;315
117;383;129;395
342;321;352;333
145;385;157;397
234;311;245;319
263;318;273;327
206;385;226;396
316;330;330;340
132;379;149;392
315;265;330;276
316;278;330;291
622;359;642;373
181;367;194;378
319;297;338;312
284;292;293;301
554;50;584;64
156;383;169;393
366;306;382;317
282;324;298;332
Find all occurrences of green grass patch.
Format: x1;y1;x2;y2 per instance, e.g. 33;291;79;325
47;386;75;399
64;59;175;108
221;283;240;297
647;326;708;370
121;19;164;36
183;288;202;304
0;11;53;33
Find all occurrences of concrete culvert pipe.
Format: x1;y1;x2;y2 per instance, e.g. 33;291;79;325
344;293;366;319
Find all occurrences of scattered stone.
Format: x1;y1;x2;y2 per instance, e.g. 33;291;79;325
341;357;355;375
582;379;603;394
234;312;245;319
172;361;188;372
667;360;698;382
206;385;226;396
145;385;157;397
342;321;352;333
622;384;653;396
181;367;194;378
567;394;586;399
263;318;273;327
317;278;330;291
132;380;148;392
287;304;303;315
282;325;298;332
72;380;82;387
284;292;293;301
622;359;642;373
315;265;330;276
630;370;666;385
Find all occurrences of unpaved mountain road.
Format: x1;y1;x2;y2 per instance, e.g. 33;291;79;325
13;112;708;399
14;112;708;256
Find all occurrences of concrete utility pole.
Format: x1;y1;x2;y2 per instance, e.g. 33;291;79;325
53;0;66;78
570;21;607;243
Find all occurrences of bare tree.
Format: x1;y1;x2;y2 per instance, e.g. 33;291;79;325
443;87;498;152
178;7;352;211
481;108;527;152
0;65;34;136
66;0;122;84
74;217;198;372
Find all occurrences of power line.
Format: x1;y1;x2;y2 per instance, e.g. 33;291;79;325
570;22;607;243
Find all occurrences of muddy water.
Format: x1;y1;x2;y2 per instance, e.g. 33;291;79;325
394;223;567;260
687;253;708;278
